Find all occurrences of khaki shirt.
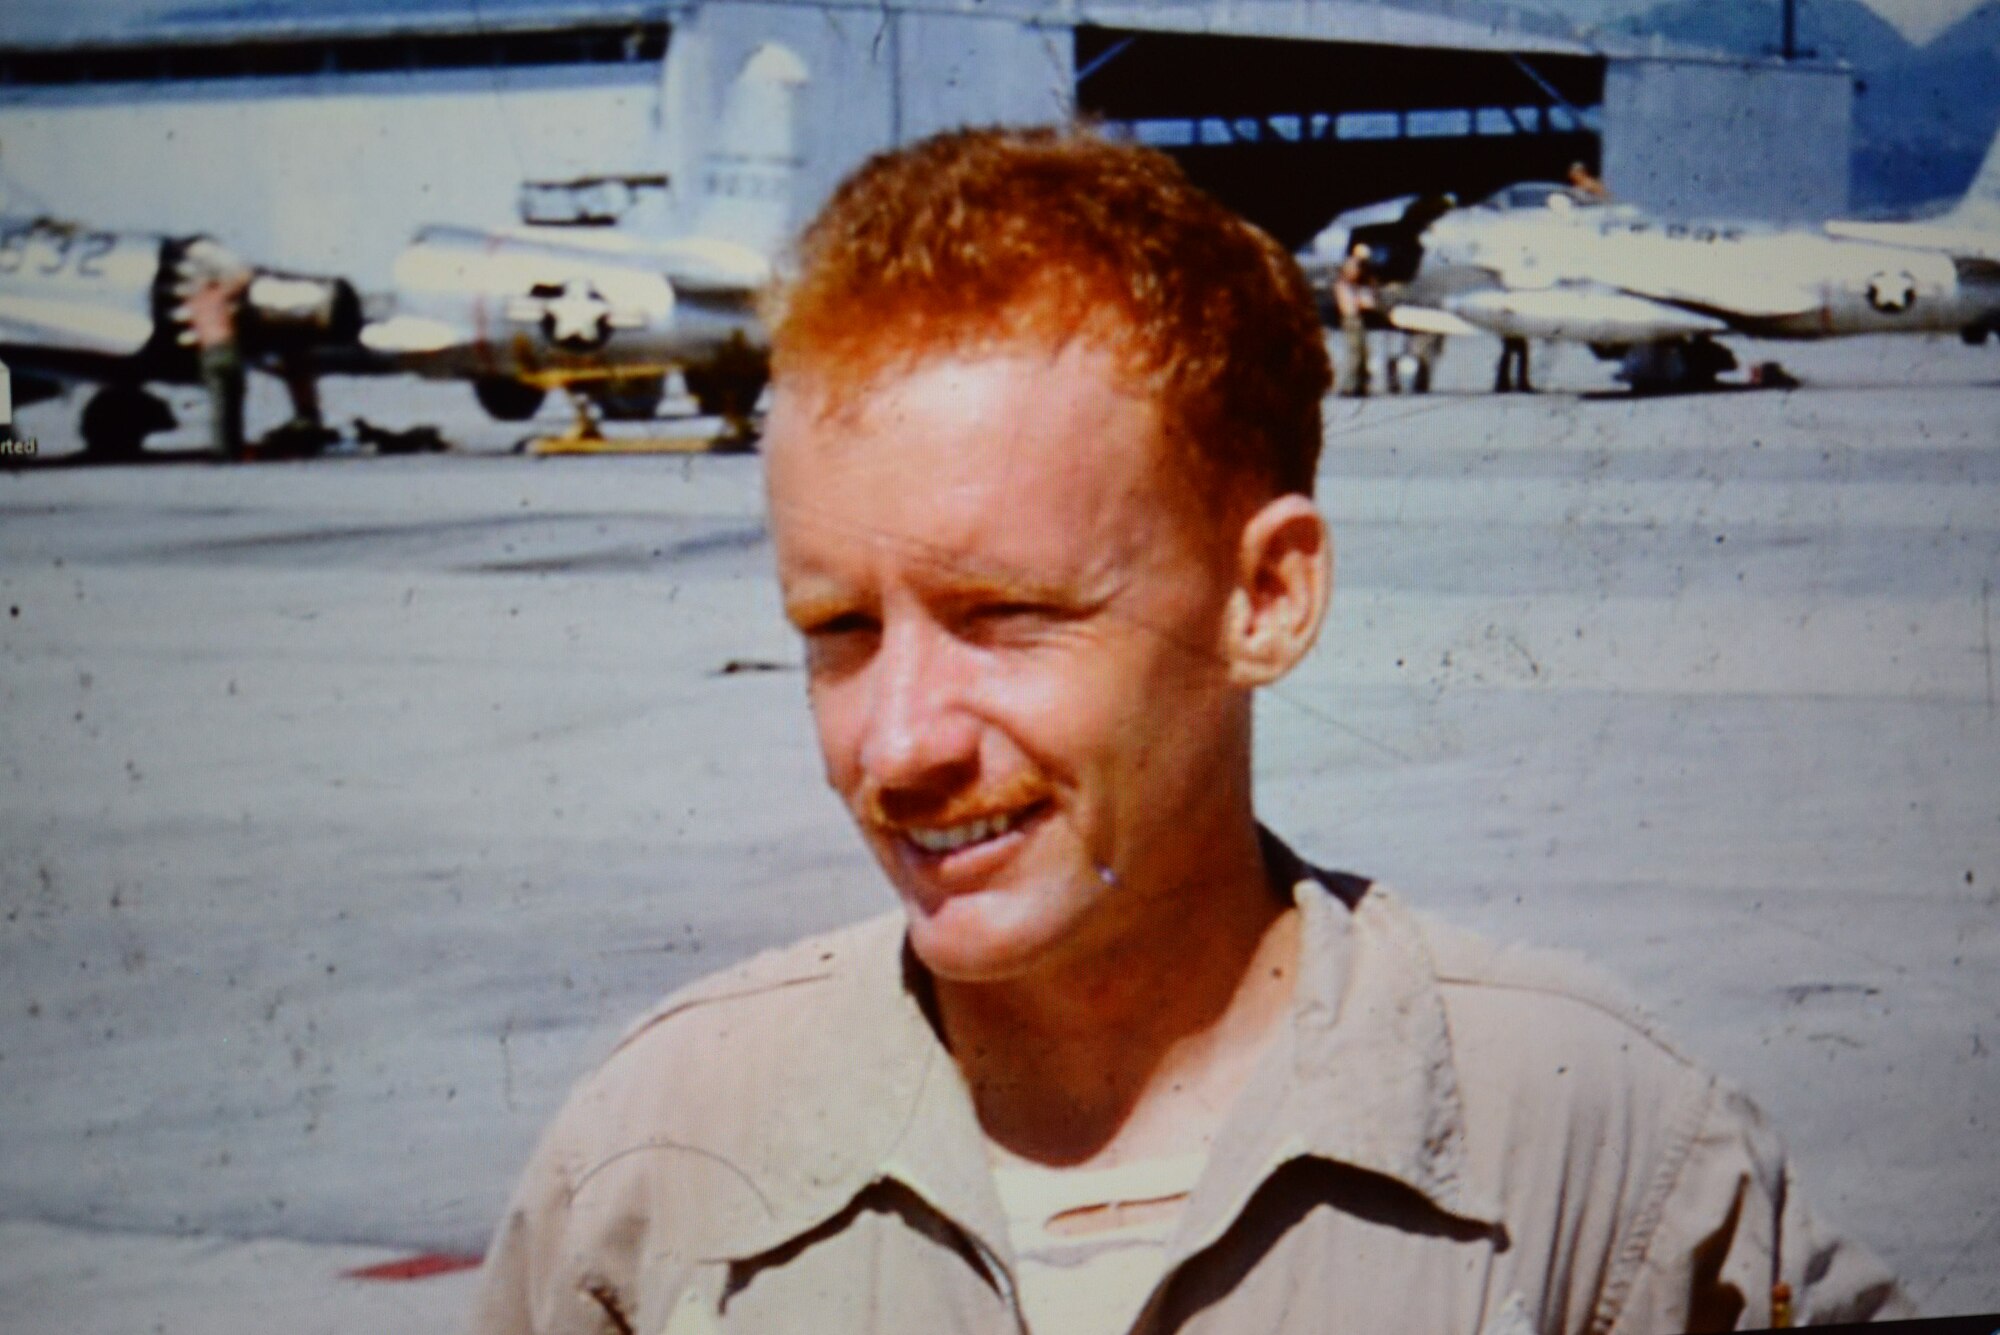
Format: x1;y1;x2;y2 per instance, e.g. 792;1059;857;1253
471;852;1908;1335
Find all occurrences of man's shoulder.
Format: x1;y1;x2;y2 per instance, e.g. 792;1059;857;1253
1348;886;1736;1269
604;909;906;1066
535;911;910;1193
507;912;918;1274
1365;889;1719;1156
1368;894;1689;1064
1342;882;1712;1114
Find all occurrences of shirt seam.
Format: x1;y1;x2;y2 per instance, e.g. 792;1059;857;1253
1589;1074;1720;1335
1432;972;1698;1071
608;971;838;1058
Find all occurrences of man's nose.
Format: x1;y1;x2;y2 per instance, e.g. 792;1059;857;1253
857;618;979;796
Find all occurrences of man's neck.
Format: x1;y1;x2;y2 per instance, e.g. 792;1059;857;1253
933;820;1300;1170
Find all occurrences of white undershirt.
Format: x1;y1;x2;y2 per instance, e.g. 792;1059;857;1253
990;1153;1208;1335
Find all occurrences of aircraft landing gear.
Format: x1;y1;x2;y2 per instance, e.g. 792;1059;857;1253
682;333;770;442
1613;336;1736;394
251;419;340;459
80;386;175;460
1387;352;1432;394
1386;332;1442;395
544;385;608;448
519;382;747;455
586;374;666;423
474;377;548;423
244;355;338;460
683;366;768;417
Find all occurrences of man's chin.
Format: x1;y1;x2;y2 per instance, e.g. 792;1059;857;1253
900;892;1072;986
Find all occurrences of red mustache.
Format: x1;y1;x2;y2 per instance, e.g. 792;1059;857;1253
856;769;1053;833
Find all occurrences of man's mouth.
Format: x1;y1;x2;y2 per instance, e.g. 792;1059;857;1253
897;801;1048;858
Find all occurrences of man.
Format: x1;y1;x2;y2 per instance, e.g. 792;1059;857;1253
1568;160;1612;203
1332;240;1377;397
177;250;250;459
471;127;1906;1335
1494;333;1534;394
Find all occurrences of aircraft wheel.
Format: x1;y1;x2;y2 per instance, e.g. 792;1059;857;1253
257;420;339;458
1621;338;1733;395
589;375;666;422
1617;344;1677;395
687;368;769;420
81;386;173;460
1388;354;1419;394
1685;337;1736;390
473;377;547;423
1963;324;1992;347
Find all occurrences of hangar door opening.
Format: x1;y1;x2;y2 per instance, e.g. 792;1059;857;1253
1075;27;1605;250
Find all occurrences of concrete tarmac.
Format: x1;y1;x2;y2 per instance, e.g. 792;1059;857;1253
2;334;1996;1326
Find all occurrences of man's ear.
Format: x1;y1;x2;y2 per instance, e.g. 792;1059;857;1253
1223;494;1333;688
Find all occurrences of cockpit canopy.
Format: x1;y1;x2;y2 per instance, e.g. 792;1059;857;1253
1477;182;1608;213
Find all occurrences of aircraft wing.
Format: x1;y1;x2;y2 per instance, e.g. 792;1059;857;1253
1824;219;2000;265
1445;286;1730;342
0;291;156;358
358;314;461;357
1388;305;1480;337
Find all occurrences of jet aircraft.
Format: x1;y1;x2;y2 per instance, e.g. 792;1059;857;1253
0;219;360;456
0;43;802;457
1304;132;2000;392
359;43;807;436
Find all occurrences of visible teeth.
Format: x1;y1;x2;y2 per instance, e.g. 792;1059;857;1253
906;811;1021;854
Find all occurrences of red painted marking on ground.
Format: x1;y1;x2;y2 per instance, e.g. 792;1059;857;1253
343;1252;484;1282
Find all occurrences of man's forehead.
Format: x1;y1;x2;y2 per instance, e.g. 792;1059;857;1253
764;341;1174;504
770;333;1151;432
763;341;1202;584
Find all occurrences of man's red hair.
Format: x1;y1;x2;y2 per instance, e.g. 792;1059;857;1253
767;125;1331;498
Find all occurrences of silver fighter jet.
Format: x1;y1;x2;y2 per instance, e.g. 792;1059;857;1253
359;43;808;432
1304;131;2000;392
0;221;359;456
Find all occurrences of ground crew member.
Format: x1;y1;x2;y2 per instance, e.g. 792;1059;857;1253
1568;159;1612;202
1495;333;1534;393
179;259;250;459
1332;240;1376;397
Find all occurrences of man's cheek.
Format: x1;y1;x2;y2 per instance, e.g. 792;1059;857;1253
995;657;1116;735
808;695;861;792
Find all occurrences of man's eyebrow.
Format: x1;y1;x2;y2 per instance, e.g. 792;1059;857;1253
771;495;1102;599
936;568;1101;609
780;581;859;625
785;566;1090;617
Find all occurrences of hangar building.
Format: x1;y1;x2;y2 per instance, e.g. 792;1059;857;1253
0;0;1851;288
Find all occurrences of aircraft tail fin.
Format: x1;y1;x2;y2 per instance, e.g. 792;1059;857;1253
1945;126;2000;226
690;43;809;259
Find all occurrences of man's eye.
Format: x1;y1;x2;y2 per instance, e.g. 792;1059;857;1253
804;611;877;638
965;602;1063;639
974;602;1042;621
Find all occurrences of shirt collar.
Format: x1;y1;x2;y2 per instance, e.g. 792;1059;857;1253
707;833;1499;1266
1181;851;1504;1254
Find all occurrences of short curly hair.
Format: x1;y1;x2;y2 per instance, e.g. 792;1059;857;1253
766;125;1330;499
